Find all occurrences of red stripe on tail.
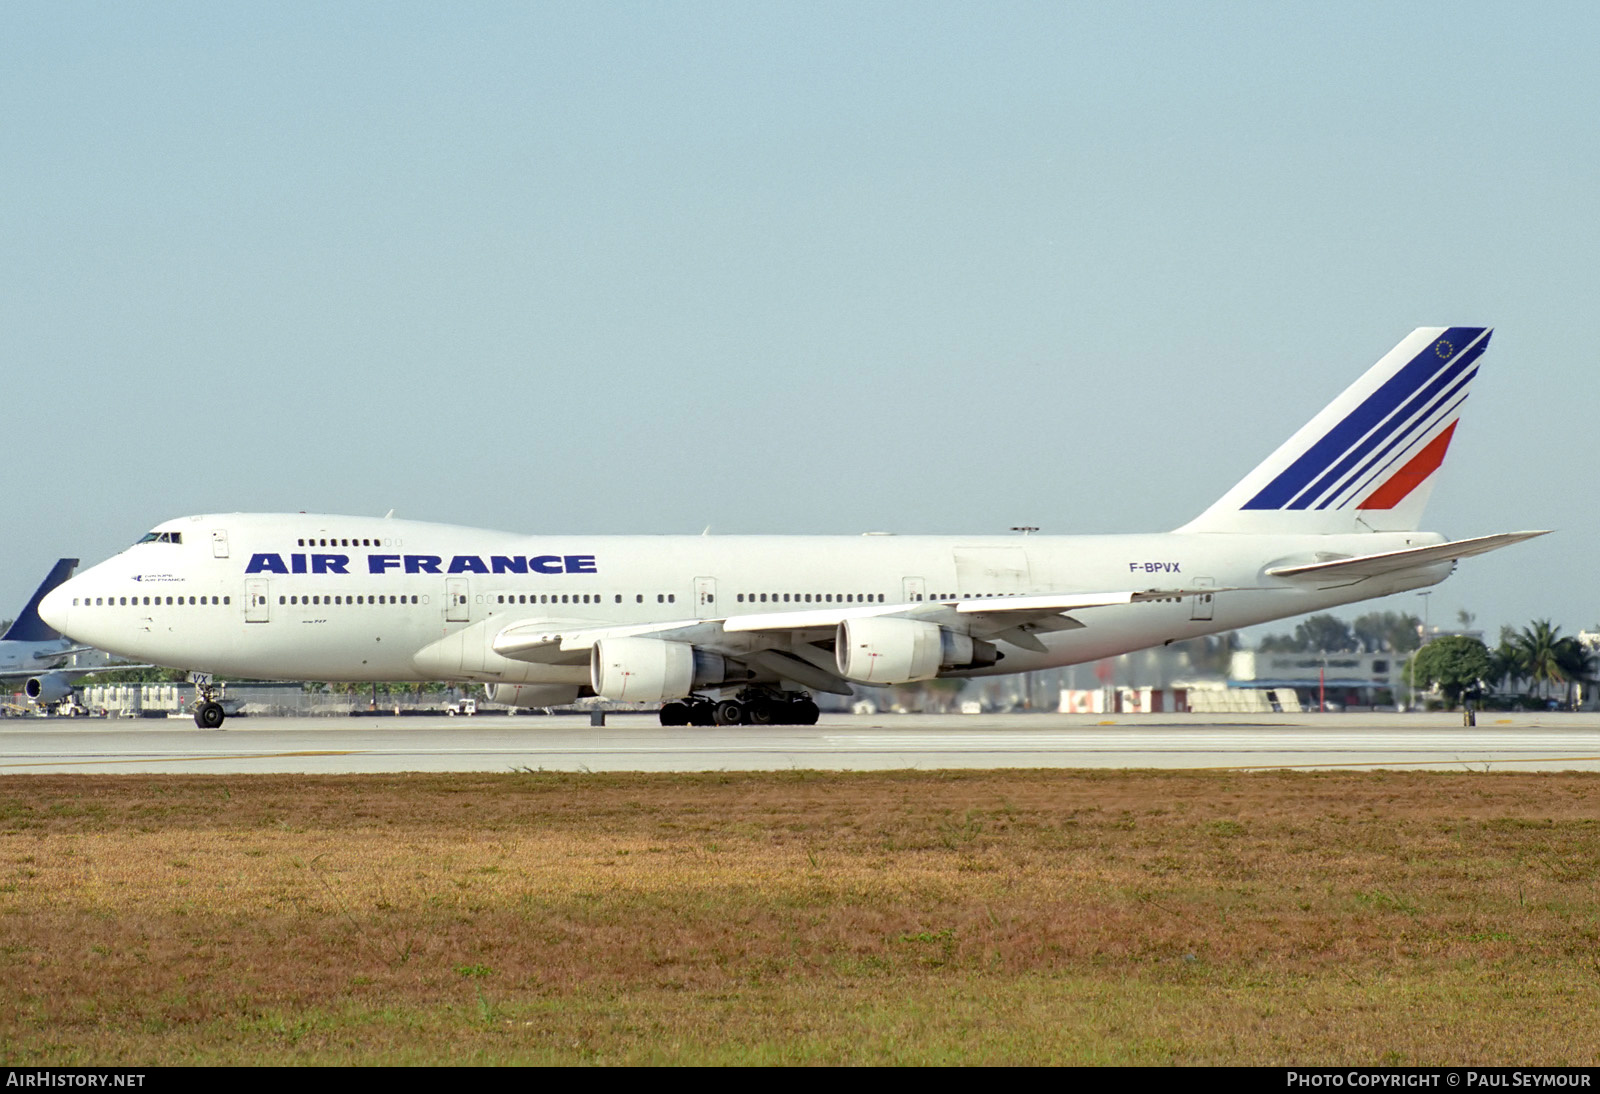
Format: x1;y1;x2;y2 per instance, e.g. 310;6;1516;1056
1357;422;1457;510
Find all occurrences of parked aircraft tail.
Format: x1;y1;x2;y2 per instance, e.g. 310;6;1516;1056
1;558;79;642
1178;327;1490;535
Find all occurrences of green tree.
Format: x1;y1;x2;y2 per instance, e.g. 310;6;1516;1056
1293;614;1357;653
1515;620;1568;702
1353;611;1422;654
1409;636;1490;709
1554;637;1596;709
1487;637;1525;697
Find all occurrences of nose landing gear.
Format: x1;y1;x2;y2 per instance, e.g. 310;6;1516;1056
189;674;227;729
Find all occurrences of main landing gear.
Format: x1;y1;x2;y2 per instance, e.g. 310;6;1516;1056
658;687;820;727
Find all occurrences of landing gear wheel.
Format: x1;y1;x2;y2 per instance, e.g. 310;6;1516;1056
688;701;716;727
792;698;820;725
194;701;225;730
747;700;779;726
713;699;745;726
659;701;690;727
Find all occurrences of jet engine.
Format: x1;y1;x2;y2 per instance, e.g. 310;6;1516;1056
590;637;731;703
24;672;72;705
835;617;997;684
483;683;584;708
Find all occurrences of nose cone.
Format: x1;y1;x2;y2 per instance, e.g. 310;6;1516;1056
38;584;72;636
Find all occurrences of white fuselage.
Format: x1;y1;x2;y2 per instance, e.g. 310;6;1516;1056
40;513;1452;689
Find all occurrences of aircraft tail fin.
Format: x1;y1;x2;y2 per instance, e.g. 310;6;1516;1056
1177;328;1491;534
2;558;79;642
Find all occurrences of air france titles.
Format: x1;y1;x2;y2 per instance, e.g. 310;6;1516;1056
244;553;598;576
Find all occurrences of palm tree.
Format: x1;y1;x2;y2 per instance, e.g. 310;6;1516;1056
1554;637;1597;710
1516;620;1568;704
1487;638;1525;699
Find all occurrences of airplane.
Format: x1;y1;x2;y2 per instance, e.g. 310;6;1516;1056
38;327;1547;730
0;558;97;706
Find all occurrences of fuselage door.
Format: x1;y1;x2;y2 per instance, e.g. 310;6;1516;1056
245;579;270;623
211;530;230;559
446;578;470;623
694;577;717;619
903;577;927;603
1190;577;1217;622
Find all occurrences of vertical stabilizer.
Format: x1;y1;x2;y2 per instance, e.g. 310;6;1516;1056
2;559;79;642
1177;328;1490;534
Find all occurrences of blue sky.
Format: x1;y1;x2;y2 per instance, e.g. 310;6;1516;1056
3;2;1595;639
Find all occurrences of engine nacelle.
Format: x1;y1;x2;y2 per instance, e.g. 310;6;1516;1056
483;683;584;708
25;672;72;705
835;618;998;684
590;637;730;703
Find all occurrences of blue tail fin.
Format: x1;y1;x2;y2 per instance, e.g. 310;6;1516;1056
2;559;79;642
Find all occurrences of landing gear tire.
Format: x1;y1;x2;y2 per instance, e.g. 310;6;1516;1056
713;699;745;726
194;702;225;730
659;701;690;727
791;698;820;725
747;700;780;726
688;701;715;727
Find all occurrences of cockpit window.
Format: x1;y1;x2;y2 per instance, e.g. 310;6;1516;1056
135;531;183;545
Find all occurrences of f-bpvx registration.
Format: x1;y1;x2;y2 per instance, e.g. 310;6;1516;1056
40;328;1545;729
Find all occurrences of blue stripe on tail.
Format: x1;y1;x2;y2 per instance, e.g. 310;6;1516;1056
1242;328;1489;510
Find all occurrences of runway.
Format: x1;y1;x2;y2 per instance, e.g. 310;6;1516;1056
3;711;1599;774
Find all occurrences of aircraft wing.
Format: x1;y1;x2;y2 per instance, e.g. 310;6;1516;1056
0;662;153;679
489;586;1216;665
1264;531;1550;581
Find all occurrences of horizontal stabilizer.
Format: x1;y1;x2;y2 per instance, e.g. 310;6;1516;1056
1265;530;1549;581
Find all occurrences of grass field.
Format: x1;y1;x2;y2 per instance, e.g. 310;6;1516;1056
2;769;1597;1065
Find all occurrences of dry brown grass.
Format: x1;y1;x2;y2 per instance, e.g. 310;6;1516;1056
1;770;1597;1064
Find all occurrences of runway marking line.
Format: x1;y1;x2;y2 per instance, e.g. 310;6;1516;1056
0;751;362;768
